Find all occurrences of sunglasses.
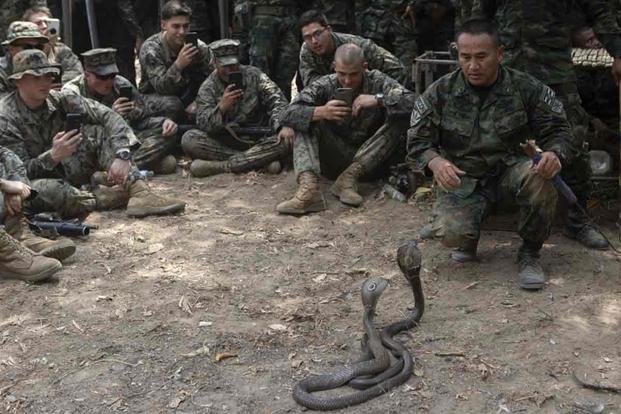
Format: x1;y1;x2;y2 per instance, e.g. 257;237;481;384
17;43;44;50
91;72;117;81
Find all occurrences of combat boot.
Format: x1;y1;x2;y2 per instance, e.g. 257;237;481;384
565;203;610;249
276;171;327;215
517;242;545;290
153;155;177;175
331;162;364;207
4;215;76;261
190;159;231;177
0;227;62;282
449;238;478;263
94;185;130;210
125;179;186;218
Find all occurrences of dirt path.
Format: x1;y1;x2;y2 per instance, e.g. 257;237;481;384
1;171;619;413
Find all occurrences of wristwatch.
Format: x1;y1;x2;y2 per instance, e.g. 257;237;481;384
374;93;385;106
115;148;131;160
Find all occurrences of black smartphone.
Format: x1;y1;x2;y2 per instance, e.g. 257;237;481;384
228;71;244;90
334;88;353;106
185;32;198;47
64;113;82;132
119;85;133;100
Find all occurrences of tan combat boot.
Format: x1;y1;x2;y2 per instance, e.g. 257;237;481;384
276;171;327;215
190;159;231;177
5;215;76;261
0;227;62;282
330;162;364;207
125;179;186;218
94;185;130;210
153;155;178;175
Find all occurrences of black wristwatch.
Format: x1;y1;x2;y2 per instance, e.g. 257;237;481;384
115;148;131;160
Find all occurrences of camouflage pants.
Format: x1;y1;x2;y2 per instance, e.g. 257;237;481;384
141;94;184;121
132;127;180;170
293;122;403;180
433;161;558;249
249;12;299;99
181;129;289;173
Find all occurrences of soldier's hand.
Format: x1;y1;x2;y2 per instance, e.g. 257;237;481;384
533;151;561;180
175;43;199;70
218;84;244;113
0;179;31;199
276;126;295;149
4;193;23;216
428;156;466;191
352;94;380;117
162;119;178;137
107;159;131;185
51;129;82;163
315;100;351;121
112;97;135;116
612;58;621;86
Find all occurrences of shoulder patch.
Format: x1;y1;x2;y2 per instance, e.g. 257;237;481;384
541;86;564;114
410;95;431;126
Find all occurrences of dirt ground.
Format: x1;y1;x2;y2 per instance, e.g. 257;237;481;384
0;170;620;414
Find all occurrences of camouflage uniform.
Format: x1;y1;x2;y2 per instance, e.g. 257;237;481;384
310;0;356;33
47;43;84;84
452;0;475;29
0;146;29;222
0;0;46;47
182;64;290;171
299;32;407;87
280;70;415;179
138;31;212;110
407;66;575;248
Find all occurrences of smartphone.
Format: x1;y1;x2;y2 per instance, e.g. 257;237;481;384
185;32;198;47
228;71;244;90
47;18;60;41
52;66;63;84
64;113;82;132
334;88;354;106
119;85;133;100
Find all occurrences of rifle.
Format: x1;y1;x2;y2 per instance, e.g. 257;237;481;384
27;214;98;237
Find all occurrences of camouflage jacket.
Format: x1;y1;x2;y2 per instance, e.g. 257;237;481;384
0;89;136;179
407;66;575;182
63;74;166;132
474;0;621;85
196;65;288;134
298;32;406;87
138;32;212;95
0;0;46;44
281;69;415;144
118;0;144;39
0;145;28;184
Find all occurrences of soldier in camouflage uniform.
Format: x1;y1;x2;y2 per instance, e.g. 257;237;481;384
298;10;407;87
0;49;186;219
139;1;211;121
63;48;180;175
182;39;292;177
0;0;46;47
22;7;83;84
310;0;356;33
247;0;303;100
408;20;575;289
473;0;621;250
277;43;415;214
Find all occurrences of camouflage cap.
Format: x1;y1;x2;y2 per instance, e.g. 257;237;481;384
3;21;49;46
8;49;60;81
209;39;240;66
81;48;119;76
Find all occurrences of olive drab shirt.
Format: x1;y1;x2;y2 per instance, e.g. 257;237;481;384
407;66;575;182
196;65;288;134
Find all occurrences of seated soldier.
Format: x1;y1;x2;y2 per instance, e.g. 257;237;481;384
23;6;83;84
0;21;49;98
181;39;293;177
139;0;212;121
0;146;71;282
298;10;406;87
63;48;179;175
0;49;186;219
407;19;575;290
277;43;415;214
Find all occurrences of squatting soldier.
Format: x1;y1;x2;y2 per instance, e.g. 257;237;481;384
0;21;49;98
298;10;406;88
0;146;74;282
277;43;415;214
182;39;292;177
0;0;46;46
63;48;179;175
473;0;621;250
407;20;575;289
0;49;186;219
22;7;83;84
139;1;211;120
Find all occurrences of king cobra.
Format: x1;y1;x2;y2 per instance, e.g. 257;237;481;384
293;240;424;411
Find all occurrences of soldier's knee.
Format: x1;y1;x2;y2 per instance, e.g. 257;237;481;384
181;129;204;157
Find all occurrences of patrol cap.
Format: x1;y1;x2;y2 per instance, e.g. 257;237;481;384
8;49;60;81
3;21;49;46
81;48;119;76
210;39;240;66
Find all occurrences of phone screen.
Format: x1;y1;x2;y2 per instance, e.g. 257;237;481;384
186;32;198;47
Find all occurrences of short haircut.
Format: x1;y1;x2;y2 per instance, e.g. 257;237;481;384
298;10;329;32
334;43;365;66
456;18;500;46
22;6;52;20
161;1;192;20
